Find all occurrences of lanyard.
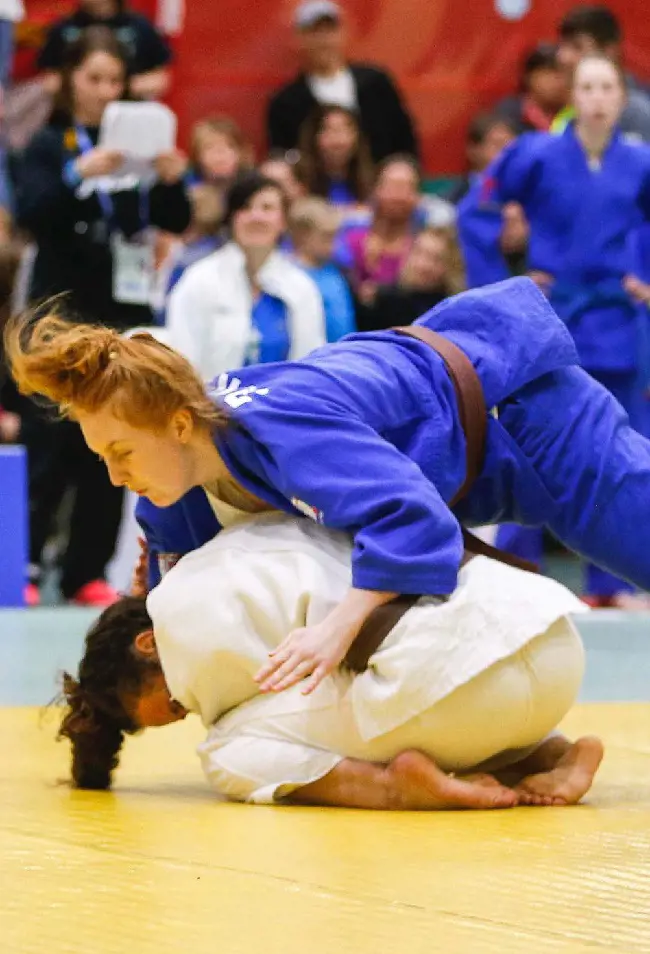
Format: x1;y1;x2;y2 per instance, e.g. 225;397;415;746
74;124;150;233
75;124;114;224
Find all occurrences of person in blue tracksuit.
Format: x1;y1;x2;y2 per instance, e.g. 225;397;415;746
7;275;650;692
458;55;650;605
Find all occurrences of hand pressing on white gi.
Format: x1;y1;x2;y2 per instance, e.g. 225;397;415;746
254;587;397;695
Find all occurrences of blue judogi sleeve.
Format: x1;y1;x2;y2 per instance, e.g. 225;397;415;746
456;134;543;288
222;393;465;595
485;132;547;207
456;178;511;287
136;488;221;590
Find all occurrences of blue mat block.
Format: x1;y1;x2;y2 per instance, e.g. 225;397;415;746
0;445;27;607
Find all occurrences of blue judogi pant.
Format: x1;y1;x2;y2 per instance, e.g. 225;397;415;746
489;367;650;595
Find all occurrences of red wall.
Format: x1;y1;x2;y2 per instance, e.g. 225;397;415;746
18;0;650;173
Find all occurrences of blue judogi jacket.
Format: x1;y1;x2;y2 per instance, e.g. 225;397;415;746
458;124;650;371
137;277;579;594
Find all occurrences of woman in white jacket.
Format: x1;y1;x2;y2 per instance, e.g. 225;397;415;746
166;171;326;378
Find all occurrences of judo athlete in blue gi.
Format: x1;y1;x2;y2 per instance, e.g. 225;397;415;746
7;273;650;693
458;55;650;605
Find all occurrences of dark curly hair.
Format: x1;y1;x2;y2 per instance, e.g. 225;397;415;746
58;596;157;790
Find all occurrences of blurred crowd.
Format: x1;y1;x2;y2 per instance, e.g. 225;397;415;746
1;0;650;609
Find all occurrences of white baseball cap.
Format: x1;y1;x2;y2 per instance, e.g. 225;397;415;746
294;1;342;29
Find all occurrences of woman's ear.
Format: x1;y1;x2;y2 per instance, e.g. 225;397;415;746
133;628;157;657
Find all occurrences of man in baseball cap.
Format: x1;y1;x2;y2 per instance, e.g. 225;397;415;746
293;0;342;30
267;1;418;163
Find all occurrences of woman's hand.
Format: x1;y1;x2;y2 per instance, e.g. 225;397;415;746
254;587;397;695
500;201;529;255
254;619;354;696
154;150;189;185
74;148;124;179
624;274;650;305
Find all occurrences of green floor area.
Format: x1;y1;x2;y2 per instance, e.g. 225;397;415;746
1;603;649;706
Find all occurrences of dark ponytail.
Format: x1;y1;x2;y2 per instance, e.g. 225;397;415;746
58;596;155;789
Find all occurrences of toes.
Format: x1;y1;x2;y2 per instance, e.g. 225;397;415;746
515;790;555;807
495;791;519;809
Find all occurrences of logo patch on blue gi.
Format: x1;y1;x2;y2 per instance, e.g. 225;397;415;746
209;373;270;409
291;498;325;524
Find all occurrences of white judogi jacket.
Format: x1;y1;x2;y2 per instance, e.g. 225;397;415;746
146;515;587;804
165;241;326;379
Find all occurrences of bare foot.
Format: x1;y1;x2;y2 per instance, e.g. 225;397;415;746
514;736;604;807
387;750;519;811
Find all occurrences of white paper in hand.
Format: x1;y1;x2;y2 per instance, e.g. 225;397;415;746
99;101;177;180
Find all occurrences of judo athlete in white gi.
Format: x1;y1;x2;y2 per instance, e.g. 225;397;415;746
7;272;650;699
59;515;603;810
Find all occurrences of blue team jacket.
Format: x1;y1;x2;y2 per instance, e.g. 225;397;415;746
137;277;579;594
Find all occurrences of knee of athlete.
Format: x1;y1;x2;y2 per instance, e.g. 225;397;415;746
58;596;163;789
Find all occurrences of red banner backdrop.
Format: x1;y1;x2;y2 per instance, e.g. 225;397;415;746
17;0;650;173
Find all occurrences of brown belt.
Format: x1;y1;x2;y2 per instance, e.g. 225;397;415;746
343;325;538;674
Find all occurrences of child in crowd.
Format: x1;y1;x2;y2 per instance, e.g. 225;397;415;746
359;226;465;331
188;116;253;190
448;113;518;204
495;43;569;135
289;196;356;341
154;116;252;323
334;154;422;306
259;151;307;205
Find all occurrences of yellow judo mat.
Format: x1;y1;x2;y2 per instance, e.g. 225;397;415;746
2;702;650;954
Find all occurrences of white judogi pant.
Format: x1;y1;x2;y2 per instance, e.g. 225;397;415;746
146;515;587;805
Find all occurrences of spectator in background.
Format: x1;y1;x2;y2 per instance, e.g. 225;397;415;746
16;27;190;330
447;113;518;204
187;116;253;190
14;27;190;608
455;113;527;288
166;171;325;379
335;154;422;307
267;0;418;164
154;116;254;309
296;104;373;208
155;183;225;322
555;4;650;142
358;226;464;332
259;151;307;205
288;196;355;341
496;44;569;134
37;0;172;102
